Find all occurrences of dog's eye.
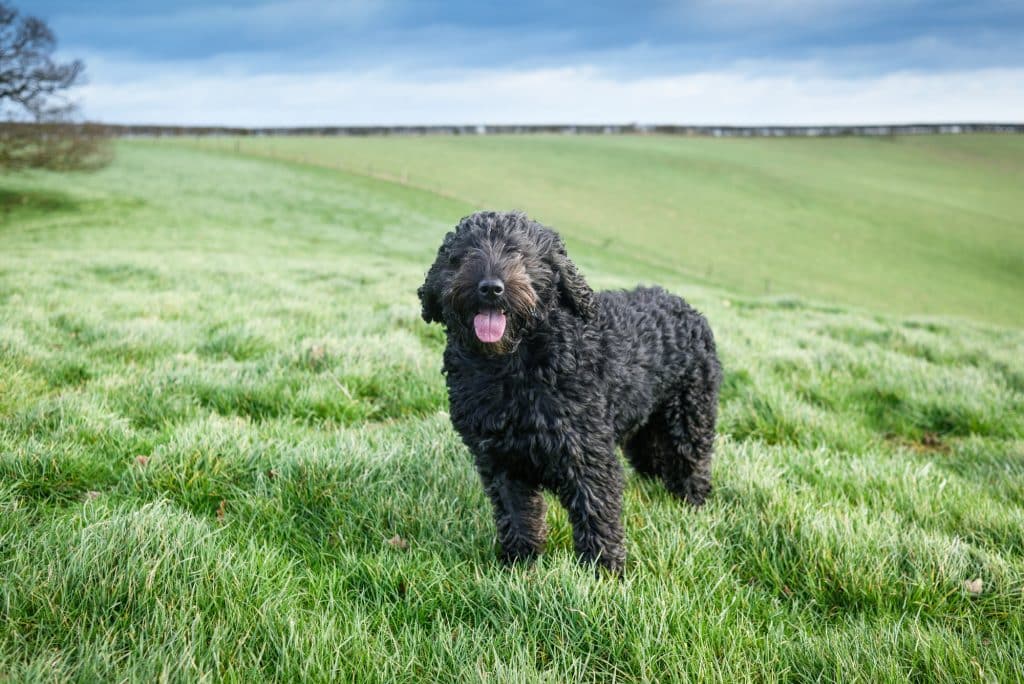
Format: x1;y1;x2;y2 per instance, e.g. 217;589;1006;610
448;254;461;267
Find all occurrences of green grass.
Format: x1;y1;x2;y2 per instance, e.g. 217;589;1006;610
179;133;1024;328
1;138;1023;682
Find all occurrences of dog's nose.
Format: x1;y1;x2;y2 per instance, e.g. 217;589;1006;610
478;278;504;298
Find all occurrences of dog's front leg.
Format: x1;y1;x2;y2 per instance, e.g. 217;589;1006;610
558;455;626;575
479;468;548;565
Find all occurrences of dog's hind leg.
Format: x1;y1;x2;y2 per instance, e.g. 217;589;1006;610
660;358;721;507
622;411;672;479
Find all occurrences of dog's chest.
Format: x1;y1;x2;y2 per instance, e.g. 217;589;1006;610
446;360;579;465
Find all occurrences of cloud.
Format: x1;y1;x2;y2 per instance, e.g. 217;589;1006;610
41;0;1024;75
41;0;398;64
75;61;1024;126
34;0;1024;124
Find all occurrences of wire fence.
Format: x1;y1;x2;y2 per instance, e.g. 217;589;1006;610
95;122;1024;138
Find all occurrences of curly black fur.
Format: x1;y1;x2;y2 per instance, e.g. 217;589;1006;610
418;211;722;574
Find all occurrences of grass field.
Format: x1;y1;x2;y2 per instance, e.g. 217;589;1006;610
183;133;1024;327
1;138;1023;681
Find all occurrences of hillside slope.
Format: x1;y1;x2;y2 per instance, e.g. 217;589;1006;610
1;142;1022;681
181;133;1024;327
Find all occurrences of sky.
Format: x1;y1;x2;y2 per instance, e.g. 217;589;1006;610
27;0;1024;126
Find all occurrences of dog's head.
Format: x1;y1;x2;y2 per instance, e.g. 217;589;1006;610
418;211;595;354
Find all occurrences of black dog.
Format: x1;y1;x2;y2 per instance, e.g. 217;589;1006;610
418;211;721;573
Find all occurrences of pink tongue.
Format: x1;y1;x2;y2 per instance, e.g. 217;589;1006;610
473;310;506;343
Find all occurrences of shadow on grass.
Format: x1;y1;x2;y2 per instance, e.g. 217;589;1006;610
0;187;81;220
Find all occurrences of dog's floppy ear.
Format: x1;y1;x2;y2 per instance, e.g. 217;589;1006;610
542;228;596;320
417;231;456;324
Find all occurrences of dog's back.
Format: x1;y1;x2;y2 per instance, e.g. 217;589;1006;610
591;287;720;446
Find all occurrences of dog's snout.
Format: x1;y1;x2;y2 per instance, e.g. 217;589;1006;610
478;278;504;298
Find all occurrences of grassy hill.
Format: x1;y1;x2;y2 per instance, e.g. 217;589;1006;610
181;133;1024;327
1;139;1022;681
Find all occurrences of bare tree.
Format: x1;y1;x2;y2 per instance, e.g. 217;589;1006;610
0;2;109;169
0;2;83;119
